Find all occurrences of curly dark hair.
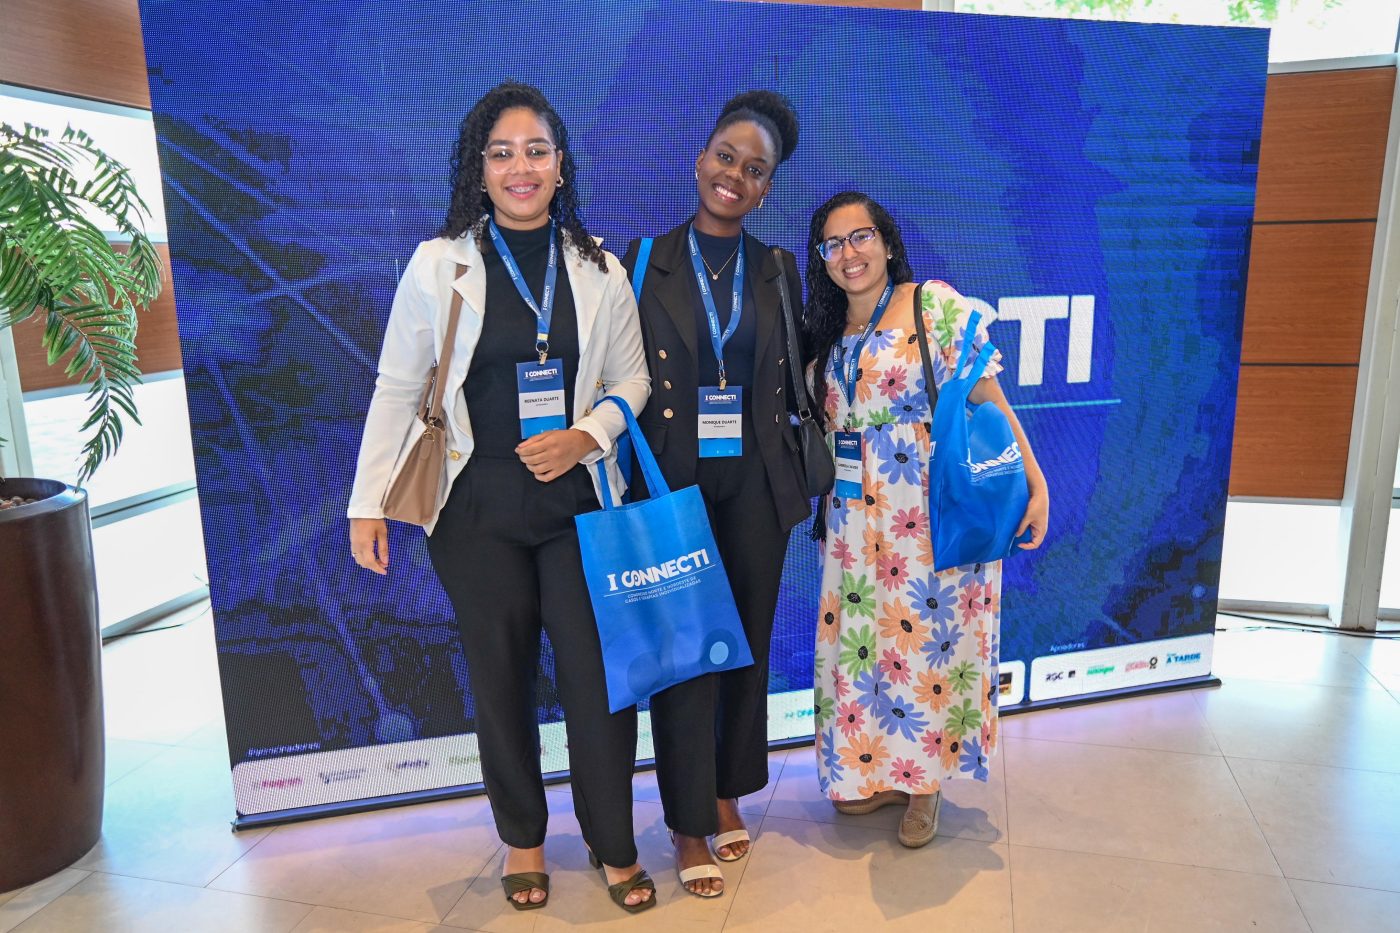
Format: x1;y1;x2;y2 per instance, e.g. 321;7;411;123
804;192;915;436
437;81;607;272
707;90;799;164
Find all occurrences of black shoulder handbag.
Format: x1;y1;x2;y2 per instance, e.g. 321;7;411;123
772;248;836;497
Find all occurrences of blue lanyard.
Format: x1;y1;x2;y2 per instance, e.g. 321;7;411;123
835;281;895;408
687;225;745;389
488;218;558;364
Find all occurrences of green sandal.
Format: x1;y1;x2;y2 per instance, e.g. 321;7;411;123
500;871;550;911
588;850;657;914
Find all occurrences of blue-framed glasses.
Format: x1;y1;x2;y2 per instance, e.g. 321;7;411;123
817;226;879;262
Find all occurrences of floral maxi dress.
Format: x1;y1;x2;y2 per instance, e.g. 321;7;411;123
814;280;1004;801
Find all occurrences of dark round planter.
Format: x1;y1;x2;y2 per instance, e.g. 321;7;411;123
0;478;103;893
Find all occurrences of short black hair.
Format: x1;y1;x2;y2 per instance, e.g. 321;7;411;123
706;90;799;164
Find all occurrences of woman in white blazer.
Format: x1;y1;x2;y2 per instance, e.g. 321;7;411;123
347;83;654;914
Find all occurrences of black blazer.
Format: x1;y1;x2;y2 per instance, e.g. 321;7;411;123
622;223;811;533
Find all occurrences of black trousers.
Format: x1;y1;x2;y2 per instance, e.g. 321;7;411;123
648;446;788;837
426;455;638;868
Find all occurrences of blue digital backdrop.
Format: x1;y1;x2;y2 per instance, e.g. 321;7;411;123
138;0;1266;818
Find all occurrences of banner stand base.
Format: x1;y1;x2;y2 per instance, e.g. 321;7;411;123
1001;673;1223;717
230;755;686;832
231;675;1223;832
233;781;489;832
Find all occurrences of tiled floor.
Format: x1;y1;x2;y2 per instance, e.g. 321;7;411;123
4;618;1400;932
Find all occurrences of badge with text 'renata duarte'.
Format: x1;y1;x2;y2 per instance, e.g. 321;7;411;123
517;359;566;438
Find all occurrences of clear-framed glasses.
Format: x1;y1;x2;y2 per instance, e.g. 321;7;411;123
817;226;879;262
481;143;559;173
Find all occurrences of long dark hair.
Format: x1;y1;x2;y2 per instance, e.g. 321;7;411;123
437;81;607;272
803;192;914;542
803;192;915;434
707;89;800;165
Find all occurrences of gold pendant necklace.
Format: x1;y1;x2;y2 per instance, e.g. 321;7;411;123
700;246;740;281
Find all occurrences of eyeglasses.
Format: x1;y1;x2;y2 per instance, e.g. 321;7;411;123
481;144;559;173
817;226;879;262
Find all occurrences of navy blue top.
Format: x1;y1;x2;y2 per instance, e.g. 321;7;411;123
690;228;757;400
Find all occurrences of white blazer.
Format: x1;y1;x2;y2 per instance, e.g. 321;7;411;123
347;228;651;535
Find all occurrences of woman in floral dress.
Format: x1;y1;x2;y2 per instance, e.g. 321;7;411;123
802;192;1049;847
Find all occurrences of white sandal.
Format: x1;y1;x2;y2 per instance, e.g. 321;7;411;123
677;862;725;898
710;829;751;862
671;831;725;898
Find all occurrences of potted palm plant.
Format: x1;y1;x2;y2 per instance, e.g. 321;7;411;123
0;122;162;892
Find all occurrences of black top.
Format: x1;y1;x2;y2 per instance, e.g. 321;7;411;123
689;228;757;402
465;222;579;458
621;224;813;533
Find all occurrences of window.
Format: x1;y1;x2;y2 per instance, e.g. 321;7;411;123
954;0;1400;63
2;85;205;634
1385;455;1400;616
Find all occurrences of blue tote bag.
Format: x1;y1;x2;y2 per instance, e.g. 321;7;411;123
914;287;1030;572
575;395;753;713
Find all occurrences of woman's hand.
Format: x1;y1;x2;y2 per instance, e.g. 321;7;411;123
350;518;390;574
1017;482;1049;549
516;428;600;482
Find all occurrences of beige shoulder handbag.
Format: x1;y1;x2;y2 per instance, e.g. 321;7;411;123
381;264;465;526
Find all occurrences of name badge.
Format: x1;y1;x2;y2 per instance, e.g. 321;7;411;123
517;359;566;438
834;431;862;500
698;386;742;458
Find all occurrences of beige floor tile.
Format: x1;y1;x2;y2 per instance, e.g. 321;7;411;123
10;872;311;933
289;905;469;932
1008;845;1309;932
105;737;172;786
178;718;233;752
1002;689;1220;755
1288;879;1400;933
1228;757;1400;893
1194;679;1400;772
443;797;732;932
724;816;1012;932
1209;628;1388;690
208;794;502;924
1339;636;1400;695
101;616;226;745
768;739;1007;843
0;869;89;933
1003;737;1278;874
75;745;271;886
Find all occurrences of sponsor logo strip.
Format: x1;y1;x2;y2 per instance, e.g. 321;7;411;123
1028;634;1213;702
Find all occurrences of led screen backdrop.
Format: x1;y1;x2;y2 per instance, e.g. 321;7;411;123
138;0;1266;820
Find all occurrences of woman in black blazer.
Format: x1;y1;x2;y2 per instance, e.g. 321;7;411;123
621;90;808;898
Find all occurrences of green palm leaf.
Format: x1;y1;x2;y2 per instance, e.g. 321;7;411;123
1;122;162;483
